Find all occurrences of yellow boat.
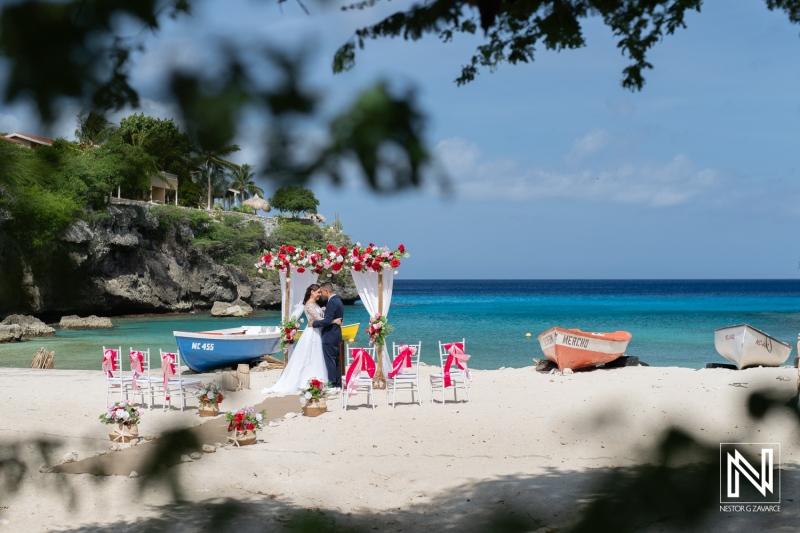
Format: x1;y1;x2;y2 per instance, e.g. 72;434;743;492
294;323;360;343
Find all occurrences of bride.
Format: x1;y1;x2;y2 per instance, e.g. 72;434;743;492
261;284;341;395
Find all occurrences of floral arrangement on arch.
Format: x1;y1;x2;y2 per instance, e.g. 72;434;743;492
366;313;394;348
349;243;408;274
255;244;409;277
299;378;330;404
196;381;225;406
225;405;266;433
279;315;302;349
99;400;141;425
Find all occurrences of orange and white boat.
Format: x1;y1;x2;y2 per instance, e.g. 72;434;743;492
537;327;632;371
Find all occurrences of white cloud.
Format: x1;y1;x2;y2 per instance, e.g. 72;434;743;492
435;137;718;207
564;129;613;163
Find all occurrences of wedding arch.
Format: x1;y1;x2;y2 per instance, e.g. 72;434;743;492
256;243;409;389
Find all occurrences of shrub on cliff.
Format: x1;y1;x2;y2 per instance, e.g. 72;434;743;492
194;214;267;270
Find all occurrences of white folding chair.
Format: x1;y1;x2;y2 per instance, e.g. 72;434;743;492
158;350;201;411
342;345;376;410
387;342;422;407
124;348;158;410
102;346;130;405
430;339;471;405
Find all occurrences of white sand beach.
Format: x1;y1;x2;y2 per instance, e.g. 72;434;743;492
1;364;799;532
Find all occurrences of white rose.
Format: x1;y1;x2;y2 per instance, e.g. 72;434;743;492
255;413;263;422
304;392;312;399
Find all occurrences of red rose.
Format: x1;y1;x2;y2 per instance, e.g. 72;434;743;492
280;245;287;252
366;247;373;253
217;393;223;403
287;245;296;253
353;263;362;272
315;267;323;274
339;245;348;255
372;261;382;271
246;423;255;430
390;258;400;268
326;244;335;252
297;267;306;273
227;423;233;431
398;244;405;253
300;250;306;256
332;263;342;273
352;248;359;256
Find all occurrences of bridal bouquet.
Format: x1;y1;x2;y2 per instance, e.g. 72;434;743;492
280;315;302;349
366;313;393;347
99;400;141;425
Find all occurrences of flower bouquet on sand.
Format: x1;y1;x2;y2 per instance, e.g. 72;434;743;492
280;315;302;350
196;381;225;417
99;400;141;443
300;378;330;417
225;406;266;446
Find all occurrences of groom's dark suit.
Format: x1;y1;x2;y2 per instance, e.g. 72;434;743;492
312;294;343;387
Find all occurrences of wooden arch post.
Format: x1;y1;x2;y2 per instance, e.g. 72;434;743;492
283;268;291;363
373;270;387;390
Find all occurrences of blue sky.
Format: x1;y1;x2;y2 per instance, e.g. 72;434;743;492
2;0;800;279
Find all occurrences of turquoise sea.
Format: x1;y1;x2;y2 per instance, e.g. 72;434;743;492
2;280;800;371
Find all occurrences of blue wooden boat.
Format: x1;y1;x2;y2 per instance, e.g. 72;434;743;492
173;326;282;373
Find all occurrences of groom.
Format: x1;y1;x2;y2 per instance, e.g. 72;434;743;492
313;282;343;388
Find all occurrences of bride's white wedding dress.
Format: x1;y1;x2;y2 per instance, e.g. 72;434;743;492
261;301;328;395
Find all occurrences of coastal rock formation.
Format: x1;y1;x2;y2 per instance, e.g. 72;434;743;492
0;325;22;343
0;202;358;318
0;315;56;338
210;299;254;317
59;315;114;329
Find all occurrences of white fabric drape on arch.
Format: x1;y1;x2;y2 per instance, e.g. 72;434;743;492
279;269;320;321
279;269;319;359
350;268;394;373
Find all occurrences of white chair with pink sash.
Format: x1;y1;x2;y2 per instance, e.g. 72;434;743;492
342;346;377;410
158;350;201;411
429;339;472;405
102;346;131;405
387;342;422;407
124;348;157;409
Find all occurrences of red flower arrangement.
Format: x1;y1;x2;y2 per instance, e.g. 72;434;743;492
255;244;409;277
225;405;266;432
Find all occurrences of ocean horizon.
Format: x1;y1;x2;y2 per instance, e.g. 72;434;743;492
2;279;799;371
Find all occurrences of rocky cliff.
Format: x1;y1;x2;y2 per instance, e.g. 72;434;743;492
0;202;357;320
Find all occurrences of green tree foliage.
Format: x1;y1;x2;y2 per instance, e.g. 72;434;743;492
193;214;267;269
229;164;264;199
193;143;240;210
334;0;800;89
268;220;325;250
269;185;319;217
118;113;194;175
6;185;79;248
75;110;114;146
0;1;435;194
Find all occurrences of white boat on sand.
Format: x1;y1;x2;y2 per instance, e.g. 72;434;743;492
713;324;791;370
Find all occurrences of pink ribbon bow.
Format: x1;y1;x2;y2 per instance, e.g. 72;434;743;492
129;351;144;390
443;342;472;388
388;344;416;379
102;349;118;377
346;348;376;397
162;352;177;401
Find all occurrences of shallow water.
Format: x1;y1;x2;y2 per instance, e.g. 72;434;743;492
2;280;799;370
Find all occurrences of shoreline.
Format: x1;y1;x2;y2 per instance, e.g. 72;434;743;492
1;365;798;531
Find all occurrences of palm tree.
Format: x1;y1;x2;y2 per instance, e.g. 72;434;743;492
193;143;241;209
229;163;264;202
